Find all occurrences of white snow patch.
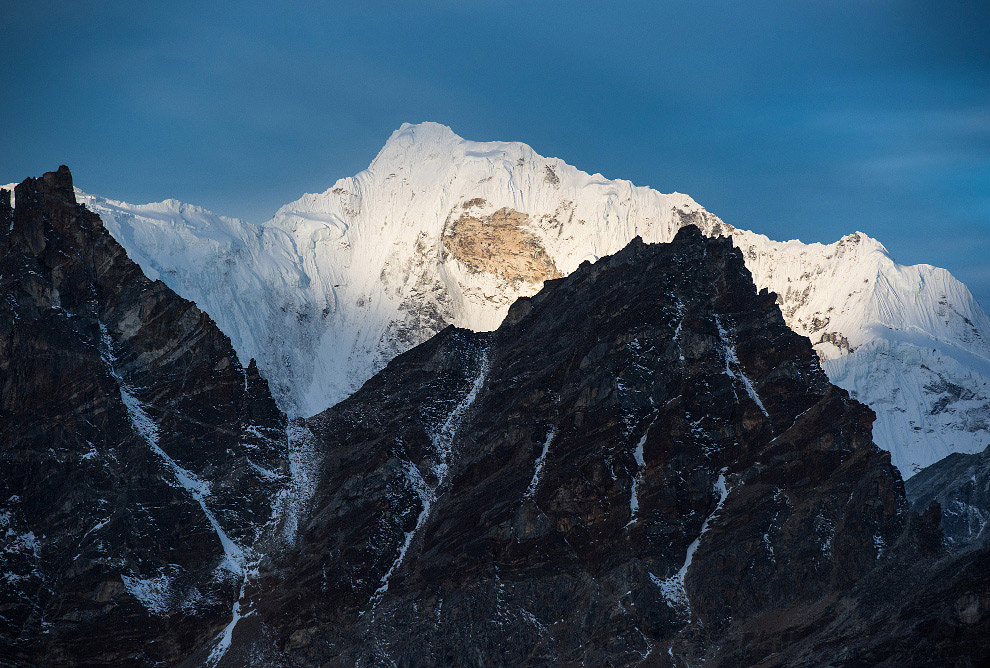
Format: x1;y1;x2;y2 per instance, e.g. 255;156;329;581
873;533;886;559
74;123;990;478
626;421;655;526
271;421;319;542
121;573;173;616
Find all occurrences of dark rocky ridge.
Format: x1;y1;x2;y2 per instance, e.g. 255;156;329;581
907;444;990;550
226;226;990;666
0;169;292;666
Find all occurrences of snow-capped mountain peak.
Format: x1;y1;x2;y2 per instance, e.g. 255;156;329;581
25;122;987;477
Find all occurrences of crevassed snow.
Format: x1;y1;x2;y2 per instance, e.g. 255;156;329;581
72;122;990;476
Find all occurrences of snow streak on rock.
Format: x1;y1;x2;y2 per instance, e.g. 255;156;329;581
207;575;252;667
656;470;730;612
715;315;769;418
374;347;491;604
525;426;557;498
373;460;430;601
100;320;254;665
628;432;648;521
273;420;320;543
99;323;244;575
627;413;660;527
431;348;491;481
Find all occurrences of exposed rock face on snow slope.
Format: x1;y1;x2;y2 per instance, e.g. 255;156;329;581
58;122;990;476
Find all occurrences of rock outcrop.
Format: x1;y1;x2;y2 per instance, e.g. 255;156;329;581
441;202;563;283
0;169;293;666
4;171;989;666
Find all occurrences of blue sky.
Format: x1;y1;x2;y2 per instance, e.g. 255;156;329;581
3;1;988;306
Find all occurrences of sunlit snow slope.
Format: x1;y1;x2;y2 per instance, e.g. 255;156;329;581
60;122;989;476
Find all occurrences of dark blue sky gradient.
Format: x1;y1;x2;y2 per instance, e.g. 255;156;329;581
2;1;988;305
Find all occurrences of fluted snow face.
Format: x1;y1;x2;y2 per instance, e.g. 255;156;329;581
74;122;990;477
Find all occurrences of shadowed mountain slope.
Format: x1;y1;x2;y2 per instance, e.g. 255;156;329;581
0;168;296;667
221;227;990;667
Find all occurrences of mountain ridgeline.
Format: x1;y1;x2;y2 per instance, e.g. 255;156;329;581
1;169;988;667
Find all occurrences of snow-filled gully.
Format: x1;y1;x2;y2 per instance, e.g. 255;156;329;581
99;323;245;574
372;348;491;606
654;469;730;613
714;315;769;419
626;413;660;527
99;323;255;666
525;426;557;498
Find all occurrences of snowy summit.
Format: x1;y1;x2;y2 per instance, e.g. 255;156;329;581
56;122;990;476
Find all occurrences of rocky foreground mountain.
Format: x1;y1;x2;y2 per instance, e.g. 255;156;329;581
0;169;315;666
204;227;987;667
74;122;990;477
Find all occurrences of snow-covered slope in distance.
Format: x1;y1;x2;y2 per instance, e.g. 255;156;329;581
52;122;989;476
